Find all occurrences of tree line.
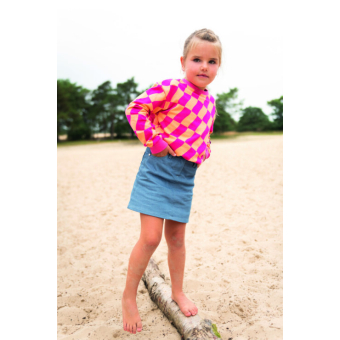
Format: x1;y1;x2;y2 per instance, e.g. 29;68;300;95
57;78;283;141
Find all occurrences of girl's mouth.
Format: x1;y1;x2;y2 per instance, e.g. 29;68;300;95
198;75;208;78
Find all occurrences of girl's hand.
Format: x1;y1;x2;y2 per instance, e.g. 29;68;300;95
152;145;176;157
197;151;207;168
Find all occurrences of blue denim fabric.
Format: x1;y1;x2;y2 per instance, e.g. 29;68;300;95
127;147;198;223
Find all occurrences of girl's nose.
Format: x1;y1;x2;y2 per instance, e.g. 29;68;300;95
201;62;208;70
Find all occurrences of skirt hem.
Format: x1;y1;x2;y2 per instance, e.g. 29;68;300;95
127;205;189;224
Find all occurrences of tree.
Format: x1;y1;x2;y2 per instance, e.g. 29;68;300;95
57;79;91;141
267;96;283;130
115;78;140;138
90;81;116;138
237;106;271;132
221;87;244;121
57;80;71;141
214;88;242;132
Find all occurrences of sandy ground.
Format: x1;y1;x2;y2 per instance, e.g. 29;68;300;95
57;135;283;340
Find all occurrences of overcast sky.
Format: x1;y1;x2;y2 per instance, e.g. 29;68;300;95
58;1;283;117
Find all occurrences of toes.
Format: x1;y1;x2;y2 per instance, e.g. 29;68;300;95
124;320;142;333
189;308;195;316
184;310;191;316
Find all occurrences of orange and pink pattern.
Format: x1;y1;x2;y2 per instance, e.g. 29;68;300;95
125;78;216;164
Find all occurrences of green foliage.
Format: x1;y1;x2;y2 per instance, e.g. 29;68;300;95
267;96;283;130
115;78;140;138
57;79;91;141
116;77;140;105
214;88;242;132
211;324;221;338
68;121;91;140
90;80;117;138
237;106;271;132
219;87;244;119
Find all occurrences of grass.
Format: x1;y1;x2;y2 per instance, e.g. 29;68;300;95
57;131;283;147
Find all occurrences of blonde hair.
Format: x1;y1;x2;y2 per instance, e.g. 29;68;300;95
183;28;222;66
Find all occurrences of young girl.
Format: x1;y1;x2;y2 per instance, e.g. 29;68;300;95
122;28;221;335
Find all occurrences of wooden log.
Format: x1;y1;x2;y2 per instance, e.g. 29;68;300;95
141;257;222;340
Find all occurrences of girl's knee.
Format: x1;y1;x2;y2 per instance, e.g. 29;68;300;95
142;235;162;249
166;234;185;249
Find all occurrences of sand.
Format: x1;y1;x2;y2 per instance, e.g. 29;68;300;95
57;135;283;340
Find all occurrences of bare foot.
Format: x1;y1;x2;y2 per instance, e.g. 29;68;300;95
122;292;143;334
171;291;198;317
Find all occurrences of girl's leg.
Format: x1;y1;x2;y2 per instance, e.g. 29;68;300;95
164;219;198;317
122;213;164;334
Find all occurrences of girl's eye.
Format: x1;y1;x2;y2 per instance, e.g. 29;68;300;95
193;59;217;64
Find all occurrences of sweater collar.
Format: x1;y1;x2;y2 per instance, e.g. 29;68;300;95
181;78;209;96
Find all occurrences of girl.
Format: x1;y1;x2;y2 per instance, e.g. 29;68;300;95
122;28;221;335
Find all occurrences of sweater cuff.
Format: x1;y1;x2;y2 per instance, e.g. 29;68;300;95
205;146;211;160
150;138;168;154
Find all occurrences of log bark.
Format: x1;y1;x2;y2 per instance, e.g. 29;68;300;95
141;257;222;340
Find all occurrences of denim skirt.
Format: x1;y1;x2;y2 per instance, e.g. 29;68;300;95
127;147;198;223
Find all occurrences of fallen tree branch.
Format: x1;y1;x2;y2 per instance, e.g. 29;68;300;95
141;257;222;340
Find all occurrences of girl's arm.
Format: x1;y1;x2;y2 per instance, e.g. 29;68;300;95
125;83;169;154
204;112;216;161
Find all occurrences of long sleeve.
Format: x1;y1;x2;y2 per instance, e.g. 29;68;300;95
204;110;216;161
125;82;169;154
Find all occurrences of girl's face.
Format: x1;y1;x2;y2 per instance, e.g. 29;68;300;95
180;40;220;90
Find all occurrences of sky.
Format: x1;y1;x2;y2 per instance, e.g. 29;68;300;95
58;1;283;118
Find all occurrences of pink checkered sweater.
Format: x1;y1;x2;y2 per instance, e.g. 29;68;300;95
125;78;216;164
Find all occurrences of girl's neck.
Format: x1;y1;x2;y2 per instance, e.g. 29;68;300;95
181;78;209;95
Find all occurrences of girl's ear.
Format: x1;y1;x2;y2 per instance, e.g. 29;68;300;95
180;56;185;71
